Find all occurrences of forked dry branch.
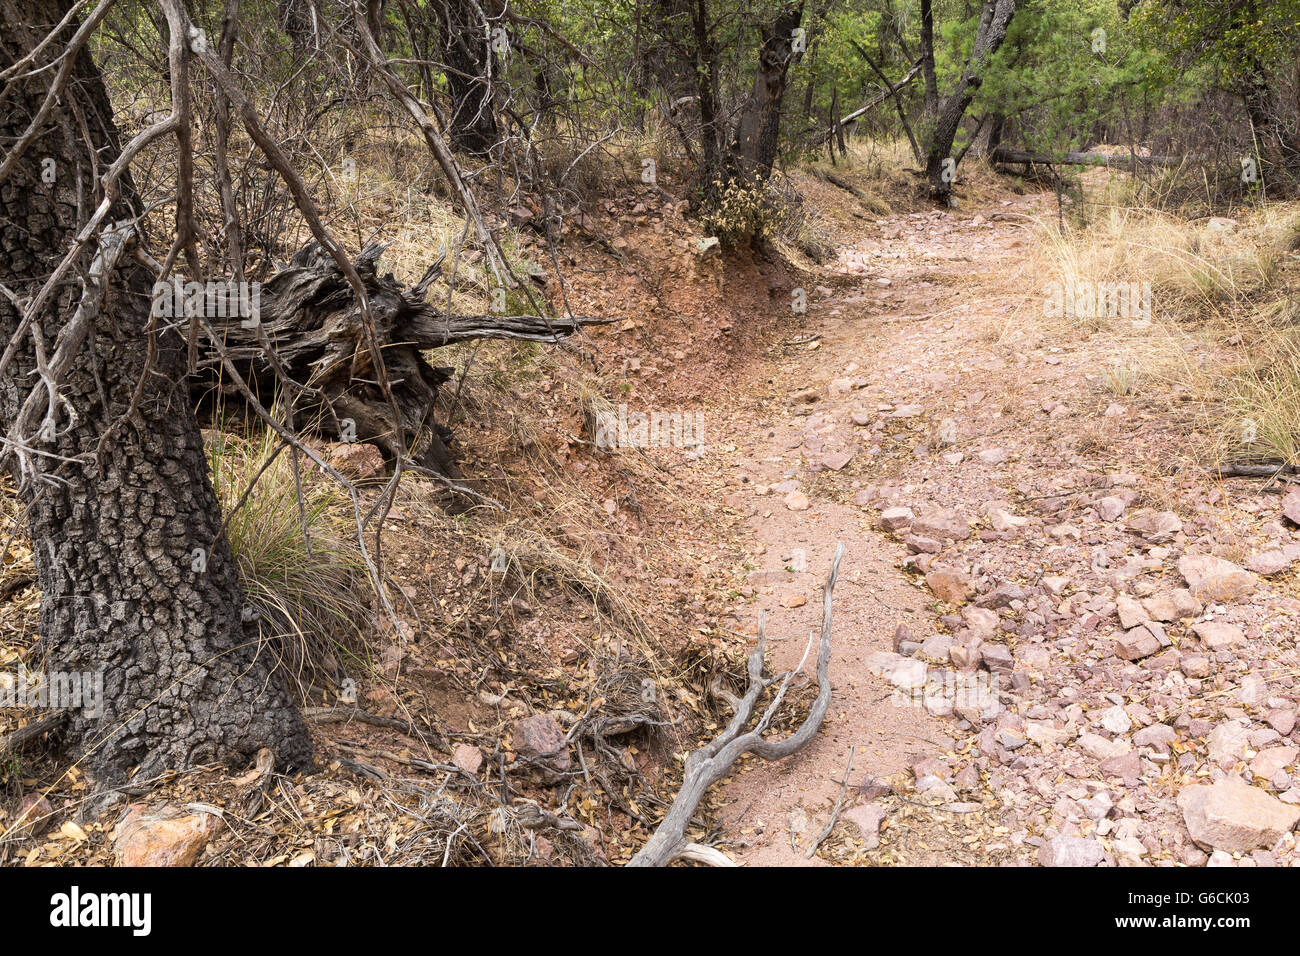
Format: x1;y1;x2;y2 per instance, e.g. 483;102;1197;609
628;542;845;867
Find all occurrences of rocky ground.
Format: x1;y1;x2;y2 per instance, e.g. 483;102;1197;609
699;189;1300;866
5;166;1298;868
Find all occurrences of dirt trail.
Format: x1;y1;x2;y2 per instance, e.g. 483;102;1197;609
704;185;1300;869
709;195;1044;865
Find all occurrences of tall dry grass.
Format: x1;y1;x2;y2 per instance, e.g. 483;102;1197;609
207;428;372;699
1017;198;1300;463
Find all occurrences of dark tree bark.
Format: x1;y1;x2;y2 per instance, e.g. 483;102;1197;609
0;0;311;784
279;0;316;57
727;1;806;182
435;0;500;155
923;0;1017;203
919;0;938;118
690;0;724;186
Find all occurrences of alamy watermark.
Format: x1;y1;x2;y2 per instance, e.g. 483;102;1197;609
151;279;262;329
1043;280;1151;321
593;404;705;457
890;668;1001;715
1;667;104;717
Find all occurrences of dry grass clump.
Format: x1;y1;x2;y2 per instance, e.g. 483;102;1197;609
206;428;373;700
1013;193;1300;466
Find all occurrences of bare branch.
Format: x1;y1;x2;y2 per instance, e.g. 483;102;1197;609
628;542;846;867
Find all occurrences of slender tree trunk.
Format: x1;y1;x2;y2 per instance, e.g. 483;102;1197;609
923;0;1017;203
279;0;316;58
727;1;806;181
0;0;311;784
436;0;500;155
919;0;938;118
970;112;1005;158
691;0;724;189
214;0;246;280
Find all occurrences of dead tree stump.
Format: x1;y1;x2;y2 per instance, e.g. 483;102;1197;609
191;242;612;478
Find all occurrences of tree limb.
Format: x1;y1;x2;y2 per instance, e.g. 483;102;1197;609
628;542;845;867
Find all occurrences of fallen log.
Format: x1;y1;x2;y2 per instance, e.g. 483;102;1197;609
990;147;1202;169
809;61;921;146
190;242;615;478
0;712;65;761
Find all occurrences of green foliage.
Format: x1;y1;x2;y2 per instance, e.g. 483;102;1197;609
1131;0;1300;90
971;1;1168;156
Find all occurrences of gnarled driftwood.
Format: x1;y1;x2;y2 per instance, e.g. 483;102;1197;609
628;542;845;866
191;242;614;477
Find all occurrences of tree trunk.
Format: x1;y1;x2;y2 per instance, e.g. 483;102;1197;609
727;1;806;182
971;113;1005;158
0;0;311;784
279;0;316;57
690;0;724;188
923;0;1017;203
919;0;938;118
436;0;500;155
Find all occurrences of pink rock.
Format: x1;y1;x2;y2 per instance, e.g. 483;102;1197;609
843;803;886;849
1282;488;1300;526
926;568;973;605
1178;776;1300;853
1038;834;1105;867
1250;746;1298;780
821;448;856;471
1266;709;1297;736
1126;511;1183;543
10;793;54;837
1177;554;1257;602
961;606;999;636
1115;627;1160;661
112;804;221;867
911;506;970;542
1115;594;1147;629
452;743;484;774
785;490;811;512
512;714;571;771
905;534;942;554
1192;621;1244;649
1246;545;1300;576
876;506;914;531
1142;589;1199;621
1096;496;1127;521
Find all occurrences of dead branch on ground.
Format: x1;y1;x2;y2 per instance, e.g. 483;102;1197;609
628;542;845;867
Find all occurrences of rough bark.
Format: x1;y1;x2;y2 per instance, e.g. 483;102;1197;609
435;0;500;155
690;0;724;186
919;0;938;118
727;1;806;182
923;0;1017;203
0;0;312;785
